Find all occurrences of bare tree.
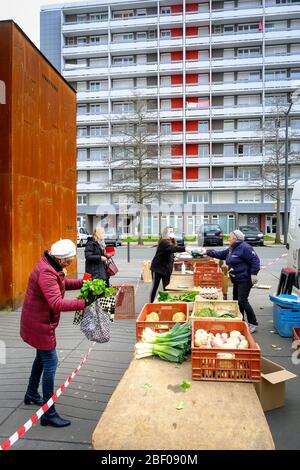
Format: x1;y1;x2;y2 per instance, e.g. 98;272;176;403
110;100;168;245
260;99;299;244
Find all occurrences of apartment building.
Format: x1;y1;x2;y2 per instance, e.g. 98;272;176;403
40;0;300;236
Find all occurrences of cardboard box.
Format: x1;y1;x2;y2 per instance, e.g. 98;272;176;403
254;357;297;412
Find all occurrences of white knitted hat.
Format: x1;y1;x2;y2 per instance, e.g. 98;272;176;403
231;230;245;241
50;239;76;258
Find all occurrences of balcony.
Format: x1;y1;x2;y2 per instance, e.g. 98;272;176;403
62;19;109;34
63;43;109;58
211;155;264;166
212;6;263;22
211;105;263;118
77;159;109;169
77;181;110;192
77;136;108;146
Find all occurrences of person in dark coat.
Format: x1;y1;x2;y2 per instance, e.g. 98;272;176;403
190;230;260;333
84;227;112;284
20;239;88;428
150;226;186;303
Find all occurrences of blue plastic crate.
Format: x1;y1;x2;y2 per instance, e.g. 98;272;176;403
269;294;300;308
273;304;300;337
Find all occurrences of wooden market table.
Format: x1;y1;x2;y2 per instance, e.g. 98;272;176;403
92;357;275;450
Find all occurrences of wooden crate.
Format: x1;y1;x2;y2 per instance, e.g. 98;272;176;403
191;300;242;320
165;274;195;291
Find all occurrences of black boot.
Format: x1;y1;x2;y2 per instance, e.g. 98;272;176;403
24;392;44;406
40;408;71;428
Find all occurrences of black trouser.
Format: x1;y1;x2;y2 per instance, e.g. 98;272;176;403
150;271;171;303
232;281;258;325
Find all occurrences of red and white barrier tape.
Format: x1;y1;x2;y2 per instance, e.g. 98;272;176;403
261;252;287;270
0;342;95;451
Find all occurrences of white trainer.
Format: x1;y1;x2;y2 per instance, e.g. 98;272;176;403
249;324;257;334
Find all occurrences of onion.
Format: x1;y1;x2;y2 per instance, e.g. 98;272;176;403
230;330;241;339
238;339;249;349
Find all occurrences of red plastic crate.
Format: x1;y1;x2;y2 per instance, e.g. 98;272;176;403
113;285;135;320
191;319;261;382
136;303;189;341
194;271;223;288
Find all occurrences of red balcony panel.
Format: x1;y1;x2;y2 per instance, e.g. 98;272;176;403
186;167;198;180
171;75;183;85
171;5;183;13
171;121;183;132
186;3;200;12
186;144;198;156
186;97;198;104
172;168;183;180
172;145;183;156
171;98;183;109
186;27;198;36
171;28;183;37
171;51;183;61
186;50;199;60
186;121;198;132
186;74;198;84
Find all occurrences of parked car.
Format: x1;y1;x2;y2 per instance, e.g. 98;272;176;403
104;228;122;247
77;227;90;247
238;225;264;246
198;224;223;246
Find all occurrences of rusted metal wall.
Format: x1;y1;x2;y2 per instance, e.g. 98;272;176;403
0;21;77;309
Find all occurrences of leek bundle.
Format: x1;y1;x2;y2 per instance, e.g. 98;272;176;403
135;322;191;363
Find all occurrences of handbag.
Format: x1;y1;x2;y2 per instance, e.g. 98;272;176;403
98;295;116;323
106;258;119;276
80;298;110;343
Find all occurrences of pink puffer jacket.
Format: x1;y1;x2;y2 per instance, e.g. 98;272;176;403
20;252;85;350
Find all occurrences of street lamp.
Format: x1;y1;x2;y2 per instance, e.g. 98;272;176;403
283;96;293;246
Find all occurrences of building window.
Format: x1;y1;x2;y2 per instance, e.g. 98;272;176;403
224;167;234;180
77;149;87;161
77;194;88;205
136;9;147;16
161;30;171;38
187;192;209;203
90;126;108;137
161;123;171;134
238;191;261;203
77;127;87;137
199;121;209;132
199;145;209;157
113;10;134;19
112;56;134;66
238;167;260;180
237;47;260;57
161;7;171;15
265;69;287;81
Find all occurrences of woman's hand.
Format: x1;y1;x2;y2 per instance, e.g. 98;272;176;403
101;256;107;262
106;253;113;259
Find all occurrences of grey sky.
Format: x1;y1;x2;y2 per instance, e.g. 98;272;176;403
0;0;75;46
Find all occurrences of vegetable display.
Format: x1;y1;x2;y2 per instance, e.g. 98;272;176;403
193;307;235;318
78;279;116;300
194;328;249;349
135;322;191;363
158;291;199;302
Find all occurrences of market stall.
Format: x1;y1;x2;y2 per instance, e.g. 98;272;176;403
92;357;275;450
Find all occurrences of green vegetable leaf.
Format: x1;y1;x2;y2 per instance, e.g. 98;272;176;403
176;401;185;410
179;380;191;390
143;383;152;390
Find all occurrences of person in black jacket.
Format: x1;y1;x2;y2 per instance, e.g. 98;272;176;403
150;226;185;302
85;227;112;284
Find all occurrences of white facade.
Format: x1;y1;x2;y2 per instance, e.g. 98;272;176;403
40;0;300;235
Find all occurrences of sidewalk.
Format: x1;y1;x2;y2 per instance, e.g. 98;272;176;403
0;251;299;449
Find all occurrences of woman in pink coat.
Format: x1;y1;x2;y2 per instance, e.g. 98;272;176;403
20;239;87;428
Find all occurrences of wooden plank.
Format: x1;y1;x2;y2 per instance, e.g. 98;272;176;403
92;357;275;450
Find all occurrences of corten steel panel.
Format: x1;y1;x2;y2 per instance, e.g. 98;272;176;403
0;21;77;309
0;23;13;307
